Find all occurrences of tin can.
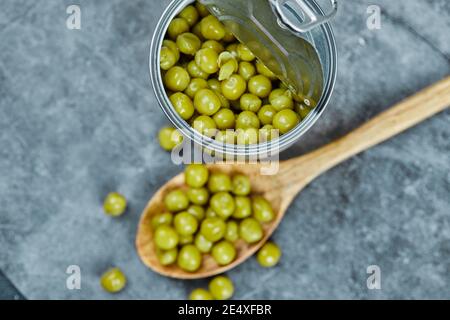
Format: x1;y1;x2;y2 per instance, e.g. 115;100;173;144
150;0;337;159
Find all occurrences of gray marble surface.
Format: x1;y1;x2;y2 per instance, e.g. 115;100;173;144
0;0;449;300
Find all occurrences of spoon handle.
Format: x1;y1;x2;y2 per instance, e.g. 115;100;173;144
281;76;450;189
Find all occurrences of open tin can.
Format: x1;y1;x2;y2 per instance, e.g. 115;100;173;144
150;0;338;159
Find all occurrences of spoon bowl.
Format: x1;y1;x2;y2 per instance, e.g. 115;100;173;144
136;163;288;279
136;77;450;279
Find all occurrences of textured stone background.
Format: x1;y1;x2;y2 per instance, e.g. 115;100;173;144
0;0;449;300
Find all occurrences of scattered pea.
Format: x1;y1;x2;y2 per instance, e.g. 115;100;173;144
100;268;127;293
158;127;183;151
190;288;214;300
103;192;127;217
209;276;234;300
257;242;281;267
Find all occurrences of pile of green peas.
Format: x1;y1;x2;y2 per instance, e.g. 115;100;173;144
160;2;311;145
152;164;276;272
99;177;281;296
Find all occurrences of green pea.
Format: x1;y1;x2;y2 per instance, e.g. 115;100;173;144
238;61;256;81
233;196;252;219
237;44;255;61
179;5;199;26
187;61;209;80
155;225;179;250
201;15;226;40
179;234;194;245
194;89;221;116
186;205;205;221
223;29;235;42
269;89;294;111
151;212;173;230
202;40;225;53
218;60;238;81
169;92;195;120
207;78;221;92
168;17;190;40
195;48;219;74
236;111;260;129
225;221;239;242
196;2;210;17
185;78;209;99
257;242;281;267
200;217;226;242
218;50;237;68
194;233;213;253
165;66;191;92
216;91;231;108
236;128;259;145
103;192;127;217
158;127;183;151
177;32;201;55
100;268;127;293
208;172;232;193
192;22;205;41
273;109;300;134
209;276;234;300
157;248;178;266
164;189;189;212
212;240;236;266
210;192;235;219
221;74;247;101
163;40;180;61
190;288;214;300
213;108;236;130
256;60;277;80
232;174;251;196
177;245;202;272
187;187;210;206
252;196;275;223
192;115;217;137
248;75;272;98
240;93;262;113
296;103;312;119
206;207;218;218
226;43;239;57
239;218;263;244
258;105;277;125
174;211;198;236
185;164;209;188
160;46;178;70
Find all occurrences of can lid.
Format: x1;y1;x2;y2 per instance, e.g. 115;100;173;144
199;0;337;106
272;0;337;33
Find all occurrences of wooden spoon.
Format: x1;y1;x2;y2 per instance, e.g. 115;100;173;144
136;76;450;279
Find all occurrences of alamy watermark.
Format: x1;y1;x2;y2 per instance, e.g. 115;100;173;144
66;265;81;290
366;265;381;290
366;5;381;30
66;5;81;30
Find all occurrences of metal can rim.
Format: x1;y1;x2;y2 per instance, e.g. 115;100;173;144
149;0;338;158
